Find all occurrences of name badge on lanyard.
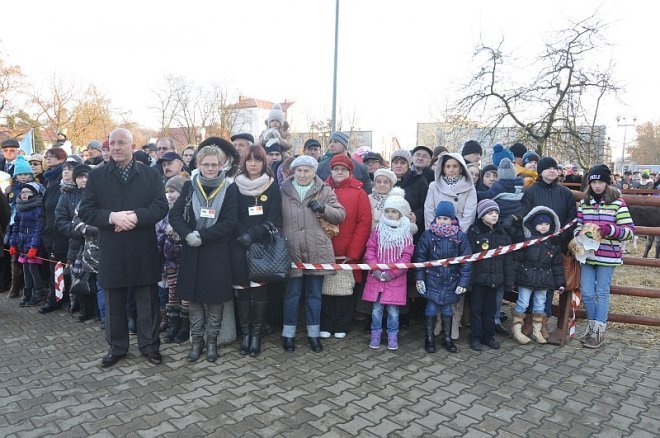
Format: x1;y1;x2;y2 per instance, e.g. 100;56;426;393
248;206;264;216
200;208;216;218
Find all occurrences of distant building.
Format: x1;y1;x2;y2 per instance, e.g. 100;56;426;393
228;96;296;140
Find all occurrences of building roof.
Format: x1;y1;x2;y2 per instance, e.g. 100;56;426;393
229;96;295;112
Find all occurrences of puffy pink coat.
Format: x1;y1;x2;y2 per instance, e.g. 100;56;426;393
361;229;414;306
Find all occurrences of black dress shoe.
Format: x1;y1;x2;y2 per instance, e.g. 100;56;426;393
482;338;501;349
308;337;323;353
469;339;482;351
281;336;295;352
145;351;162;365
39;303;61;314
494;324;510;335
100;353;125;368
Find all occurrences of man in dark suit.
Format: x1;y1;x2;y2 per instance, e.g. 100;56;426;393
79;128;168;368
1;138;20;176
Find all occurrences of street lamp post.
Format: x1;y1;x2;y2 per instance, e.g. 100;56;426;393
331;0;339;133
616;116;636;174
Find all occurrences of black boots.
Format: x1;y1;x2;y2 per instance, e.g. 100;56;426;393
163;307;181;343
441;315;457;353
26;288;46;307
206;336;218;362
237;298;251;355
249;301;268;358
174;308;190;343
282;336;295;352
159;308;168;332
425;316;436;353
308;337;323;353
187;336;204;362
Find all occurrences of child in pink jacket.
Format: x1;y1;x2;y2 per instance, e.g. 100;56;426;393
362;192;414;350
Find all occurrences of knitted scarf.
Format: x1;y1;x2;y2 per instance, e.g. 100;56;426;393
371;192;388;211
191;172;228;230
442;175;463;188
430;222;459;238
15;195;43;212
234;173;272;197
293;179;314;201
376;216;413;262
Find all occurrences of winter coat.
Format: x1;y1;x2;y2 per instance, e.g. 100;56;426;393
55;187;84;262
424;153;477;232
395;170;428;242
413;228;472;306
574;195;635;266
327;176;373;283
280;176;346;278
317;155;373;194
156;213;183;272
10;202;42;255
169;179;238;304
229;180;282;287
41;165;70;257
513;206;565;290
466;219;513;289
0;191;10;236
78;160;168;289
362;229;414;306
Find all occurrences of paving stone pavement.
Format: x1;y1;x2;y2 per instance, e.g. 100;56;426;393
1;296;658;437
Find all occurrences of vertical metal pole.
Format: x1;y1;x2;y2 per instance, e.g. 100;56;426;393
621;124;627;174
331;0;339;133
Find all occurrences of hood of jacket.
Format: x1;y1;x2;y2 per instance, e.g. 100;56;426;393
433;152;474;194
522;205;561;238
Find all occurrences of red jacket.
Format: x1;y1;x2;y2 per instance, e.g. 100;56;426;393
327;176;373;282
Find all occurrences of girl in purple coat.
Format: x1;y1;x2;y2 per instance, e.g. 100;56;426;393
362;192;414;351
414;201;472;353
9;182;45;307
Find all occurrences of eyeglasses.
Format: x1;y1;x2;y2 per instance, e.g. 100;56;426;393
198;163;219;168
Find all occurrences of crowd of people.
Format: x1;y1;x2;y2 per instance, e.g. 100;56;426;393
0;108;637;368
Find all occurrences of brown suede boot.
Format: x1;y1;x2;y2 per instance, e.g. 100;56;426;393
541;315;550;339
521;313;533;337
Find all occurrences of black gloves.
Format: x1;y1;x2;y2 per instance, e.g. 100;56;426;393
308;200;325;214
237;232;254;247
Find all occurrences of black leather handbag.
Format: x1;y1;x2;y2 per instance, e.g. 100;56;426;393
247;222;291;283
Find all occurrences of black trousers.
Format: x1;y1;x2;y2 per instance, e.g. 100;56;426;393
105;285;160;356
321;295;354;333
469;284;497;342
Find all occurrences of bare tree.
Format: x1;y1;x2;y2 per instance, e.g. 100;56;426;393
0;54;26;125
31;74;77;137
453;12;619;164
150;75;183;136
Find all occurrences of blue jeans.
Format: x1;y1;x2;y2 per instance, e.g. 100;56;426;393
525;289;555;317
425;300;453;317
282;275;323;337
515;287;547;314
372;299;400;334
580;263;615;323
494;286;504;324
158;286;168;308
96;277;105;323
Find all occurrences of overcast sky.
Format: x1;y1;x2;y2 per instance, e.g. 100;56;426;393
1;0;657;157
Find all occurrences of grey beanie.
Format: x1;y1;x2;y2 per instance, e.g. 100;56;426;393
390;149;412;167
330;131;349;148
87;140;103;152
165;175;187;193
497;158;516;180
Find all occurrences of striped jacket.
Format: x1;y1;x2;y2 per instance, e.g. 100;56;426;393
574;197;635;266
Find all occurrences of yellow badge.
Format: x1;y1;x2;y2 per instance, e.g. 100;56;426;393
260;194;268;202
481;242;489;250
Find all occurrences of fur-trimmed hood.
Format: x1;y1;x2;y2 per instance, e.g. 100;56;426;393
522;205;561;238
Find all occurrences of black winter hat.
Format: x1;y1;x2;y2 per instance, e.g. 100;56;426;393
73;164;91;180
230;133;254;144
588;164;611;184
303;138;322;149
537;157;558;175
509;142;527;158
462;140;482;156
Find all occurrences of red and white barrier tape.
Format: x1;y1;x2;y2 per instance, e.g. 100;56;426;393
293;218;578;271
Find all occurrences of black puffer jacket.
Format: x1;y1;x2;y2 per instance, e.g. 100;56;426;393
513;206;565;290
55;187;84;261
396;170;428;242
466;219;513;289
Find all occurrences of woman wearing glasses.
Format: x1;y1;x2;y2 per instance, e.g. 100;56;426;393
169;139;238;363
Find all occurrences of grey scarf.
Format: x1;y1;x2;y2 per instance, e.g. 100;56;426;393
191;172;229;230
